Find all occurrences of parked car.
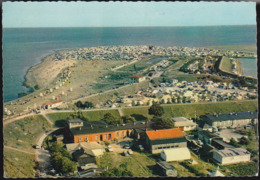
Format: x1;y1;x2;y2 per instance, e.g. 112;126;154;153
123;151;129;156
107;145;113;152
138;145;144;151
127;149;133;155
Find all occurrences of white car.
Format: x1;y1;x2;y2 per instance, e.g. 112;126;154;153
107;145;113;152
138;145;144;151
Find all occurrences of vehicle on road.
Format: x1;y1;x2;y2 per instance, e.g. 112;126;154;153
107;145;113;152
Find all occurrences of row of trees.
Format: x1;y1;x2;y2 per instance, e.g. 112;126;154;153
74;100;94;109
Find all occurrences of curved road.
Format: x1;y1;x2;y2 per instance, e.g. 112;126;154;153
35;127;59;171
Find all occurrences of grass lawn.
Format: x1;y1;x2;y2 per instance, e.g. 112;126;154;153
122;107;153;121
4;115;52;151
162;100;258;119
219;56;233;73
220;162;258;176
96;151;157;177
46;109;121;127
123;100;257;120
4;148;36;178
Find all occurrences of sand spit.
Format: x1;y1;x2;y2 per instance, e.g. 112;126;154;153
24;54;76;89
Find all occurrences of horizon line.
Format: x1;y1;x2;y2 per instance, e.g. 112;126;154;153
3;24;256;29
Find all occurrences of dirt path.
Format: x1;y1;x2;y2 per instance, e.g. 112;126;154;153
118;108;124;116
4;146;36;155
35;127;59;172
3;113;34;126
41;113;55;127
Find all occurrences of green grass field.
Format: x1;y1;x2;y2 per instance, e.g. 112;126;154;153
4;115;52;151
122;100;257;120
46;109;121;127
220;162;258;176
97;152;157;177
219;56;233;73
162;100;258;119
4;149;36;178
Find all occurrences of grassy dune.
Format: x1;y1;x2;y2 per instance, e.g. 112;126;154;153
4;149;36;178
4;115;52;151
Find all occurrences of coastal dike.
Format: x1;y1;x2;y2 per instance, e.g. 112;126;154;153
217;56;257;80
24;54;76;89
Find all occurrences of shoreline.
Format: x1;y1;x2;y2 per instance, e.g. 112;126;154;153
22;50;55;90
8;44;257;103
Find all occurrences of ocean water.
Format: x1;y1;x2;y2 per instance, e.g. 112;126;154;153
3;26;257;102
239;58;257;78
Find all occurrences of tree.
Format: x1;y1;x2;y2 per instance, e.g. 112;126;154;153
103;113;118;125
239;137;250;145
114;92;119;97
121;115;136;123
60;157;77;174
172;97;176;103
167;98;171;104
148;103;164;117
136;101;141;106
229;138;240;147
84;101;94;108
152;117;174;129
75;101;83;108
131;100;135;106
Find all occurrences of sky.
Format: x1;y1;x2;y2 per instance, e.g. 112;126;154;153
3;1;256;28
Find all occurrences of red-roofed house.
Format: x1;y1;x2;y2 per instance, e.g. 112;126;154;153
130;74;146;83
145;128;187;154
44;100;63;109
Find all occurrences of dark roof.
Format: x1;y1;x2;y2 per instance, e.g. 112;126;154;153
202;111;257;122
72;149;96;166
69;121;154;136
198;130;221;139
157;161;176;170
212;139;234;149
68;119;83;123
150;136;186;146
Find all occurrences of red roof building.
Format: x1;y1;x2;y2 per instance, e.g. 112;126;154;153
130;74;146;83
145;128;187;154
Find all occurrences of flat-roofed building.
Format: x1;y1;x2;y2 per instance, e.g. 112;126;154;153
201;111;257;128
213;148;251;165
156;161;178;177
172;117;197;131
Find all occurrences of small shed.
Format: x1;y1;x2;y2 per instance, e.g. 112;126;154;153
161;147;191;162
156;161;177;177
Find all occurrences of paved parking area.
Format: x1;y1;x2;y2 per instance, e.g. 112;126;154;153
217;129;246;142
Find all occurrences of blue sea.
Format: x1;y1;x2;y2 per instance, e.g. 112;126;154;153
3;25;257;102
